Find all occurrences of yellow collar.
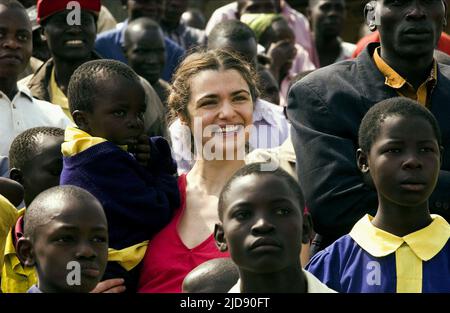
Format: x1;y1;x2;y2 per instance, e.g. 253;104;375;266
350;214;450;261
62;127;128;157
373;47;437;88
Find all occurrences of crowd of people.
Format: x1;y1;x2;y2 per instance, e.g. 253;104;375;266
0;0;449;294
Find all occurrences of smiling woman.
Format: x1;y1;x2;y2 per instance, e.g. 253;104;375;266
137;49;259;293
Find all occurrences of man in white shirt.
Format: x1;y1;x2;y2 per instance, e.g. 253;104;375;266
0;0;71;156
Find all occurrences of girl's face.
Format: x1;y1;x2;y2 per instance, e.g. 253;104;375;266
365;115;441;210
183;69;254;161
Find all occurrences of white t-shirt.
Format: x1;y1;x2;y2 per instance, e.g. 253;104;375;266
0;86;72;156
228;269;337;293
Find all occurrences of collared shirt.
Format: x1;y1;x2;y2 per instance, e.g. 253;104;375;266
228;269;336;293
373;47;437;106
162;22;206;50
168;98;289;174
0;87;72;156
205;1;317;67
95;20;185;82
306;214;450;293
350;214;450;293
49;67;71;120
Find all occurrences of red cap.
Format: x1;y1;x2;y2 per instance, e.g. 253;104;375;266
37;0;101;24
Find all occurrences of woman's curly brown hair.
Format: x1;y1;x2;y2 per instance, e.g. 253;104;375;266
168;48;260;124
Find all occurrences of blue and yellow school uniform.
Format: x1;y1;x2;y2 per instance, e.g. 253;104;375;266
306;214;450;293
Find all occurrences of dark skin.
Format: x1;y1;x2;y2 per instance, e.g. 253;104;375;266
41;10;97;95
0;5;32;100
17;195;109;293
72;76;151;167
366;0;448;89
357;115;442;237
162;0;188;30
208;36;258;69
124;23;166;85
258;67;280;105
9;135;64;207
260;19;297;85
307;0;346;67
127;0;163;22
0;177;24;207
215;174;312;293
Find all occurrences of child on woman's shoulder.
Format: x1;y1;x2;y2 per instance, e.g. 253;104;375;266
61;59;180;291
306;97;450;293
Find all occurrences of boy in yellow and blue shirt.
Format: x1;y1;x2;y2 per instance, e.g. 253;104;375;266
61;59;179;292
306;98;450;293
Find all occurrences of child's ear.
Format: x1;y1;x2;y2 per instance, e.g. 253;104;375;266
9;168;24;185
214;223;228;252
301;212;313;244
72;110;90;131
356;148;370;173
17;237;36;267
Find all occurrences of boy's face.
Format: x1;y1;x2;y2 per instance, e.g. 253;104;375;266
20;135;64;207
372;0;446;59
81;77;146;146
25;198;108;293
216;174;304;274
361;115;441;208
125;27;166;84
42;10;96;61
0;5;32;80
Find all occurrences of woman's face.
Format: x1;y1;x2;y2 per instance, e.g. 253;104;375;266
184;69;254;161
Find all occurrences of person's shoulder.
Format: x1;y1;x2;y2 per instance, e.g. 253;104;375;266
308;234;357;264
291;59;357;91
256;98;284;114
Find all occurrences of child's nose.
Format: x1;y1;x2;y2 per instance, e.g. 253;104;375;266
251;216;275;235
75;242;97;259
402;153;423;169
